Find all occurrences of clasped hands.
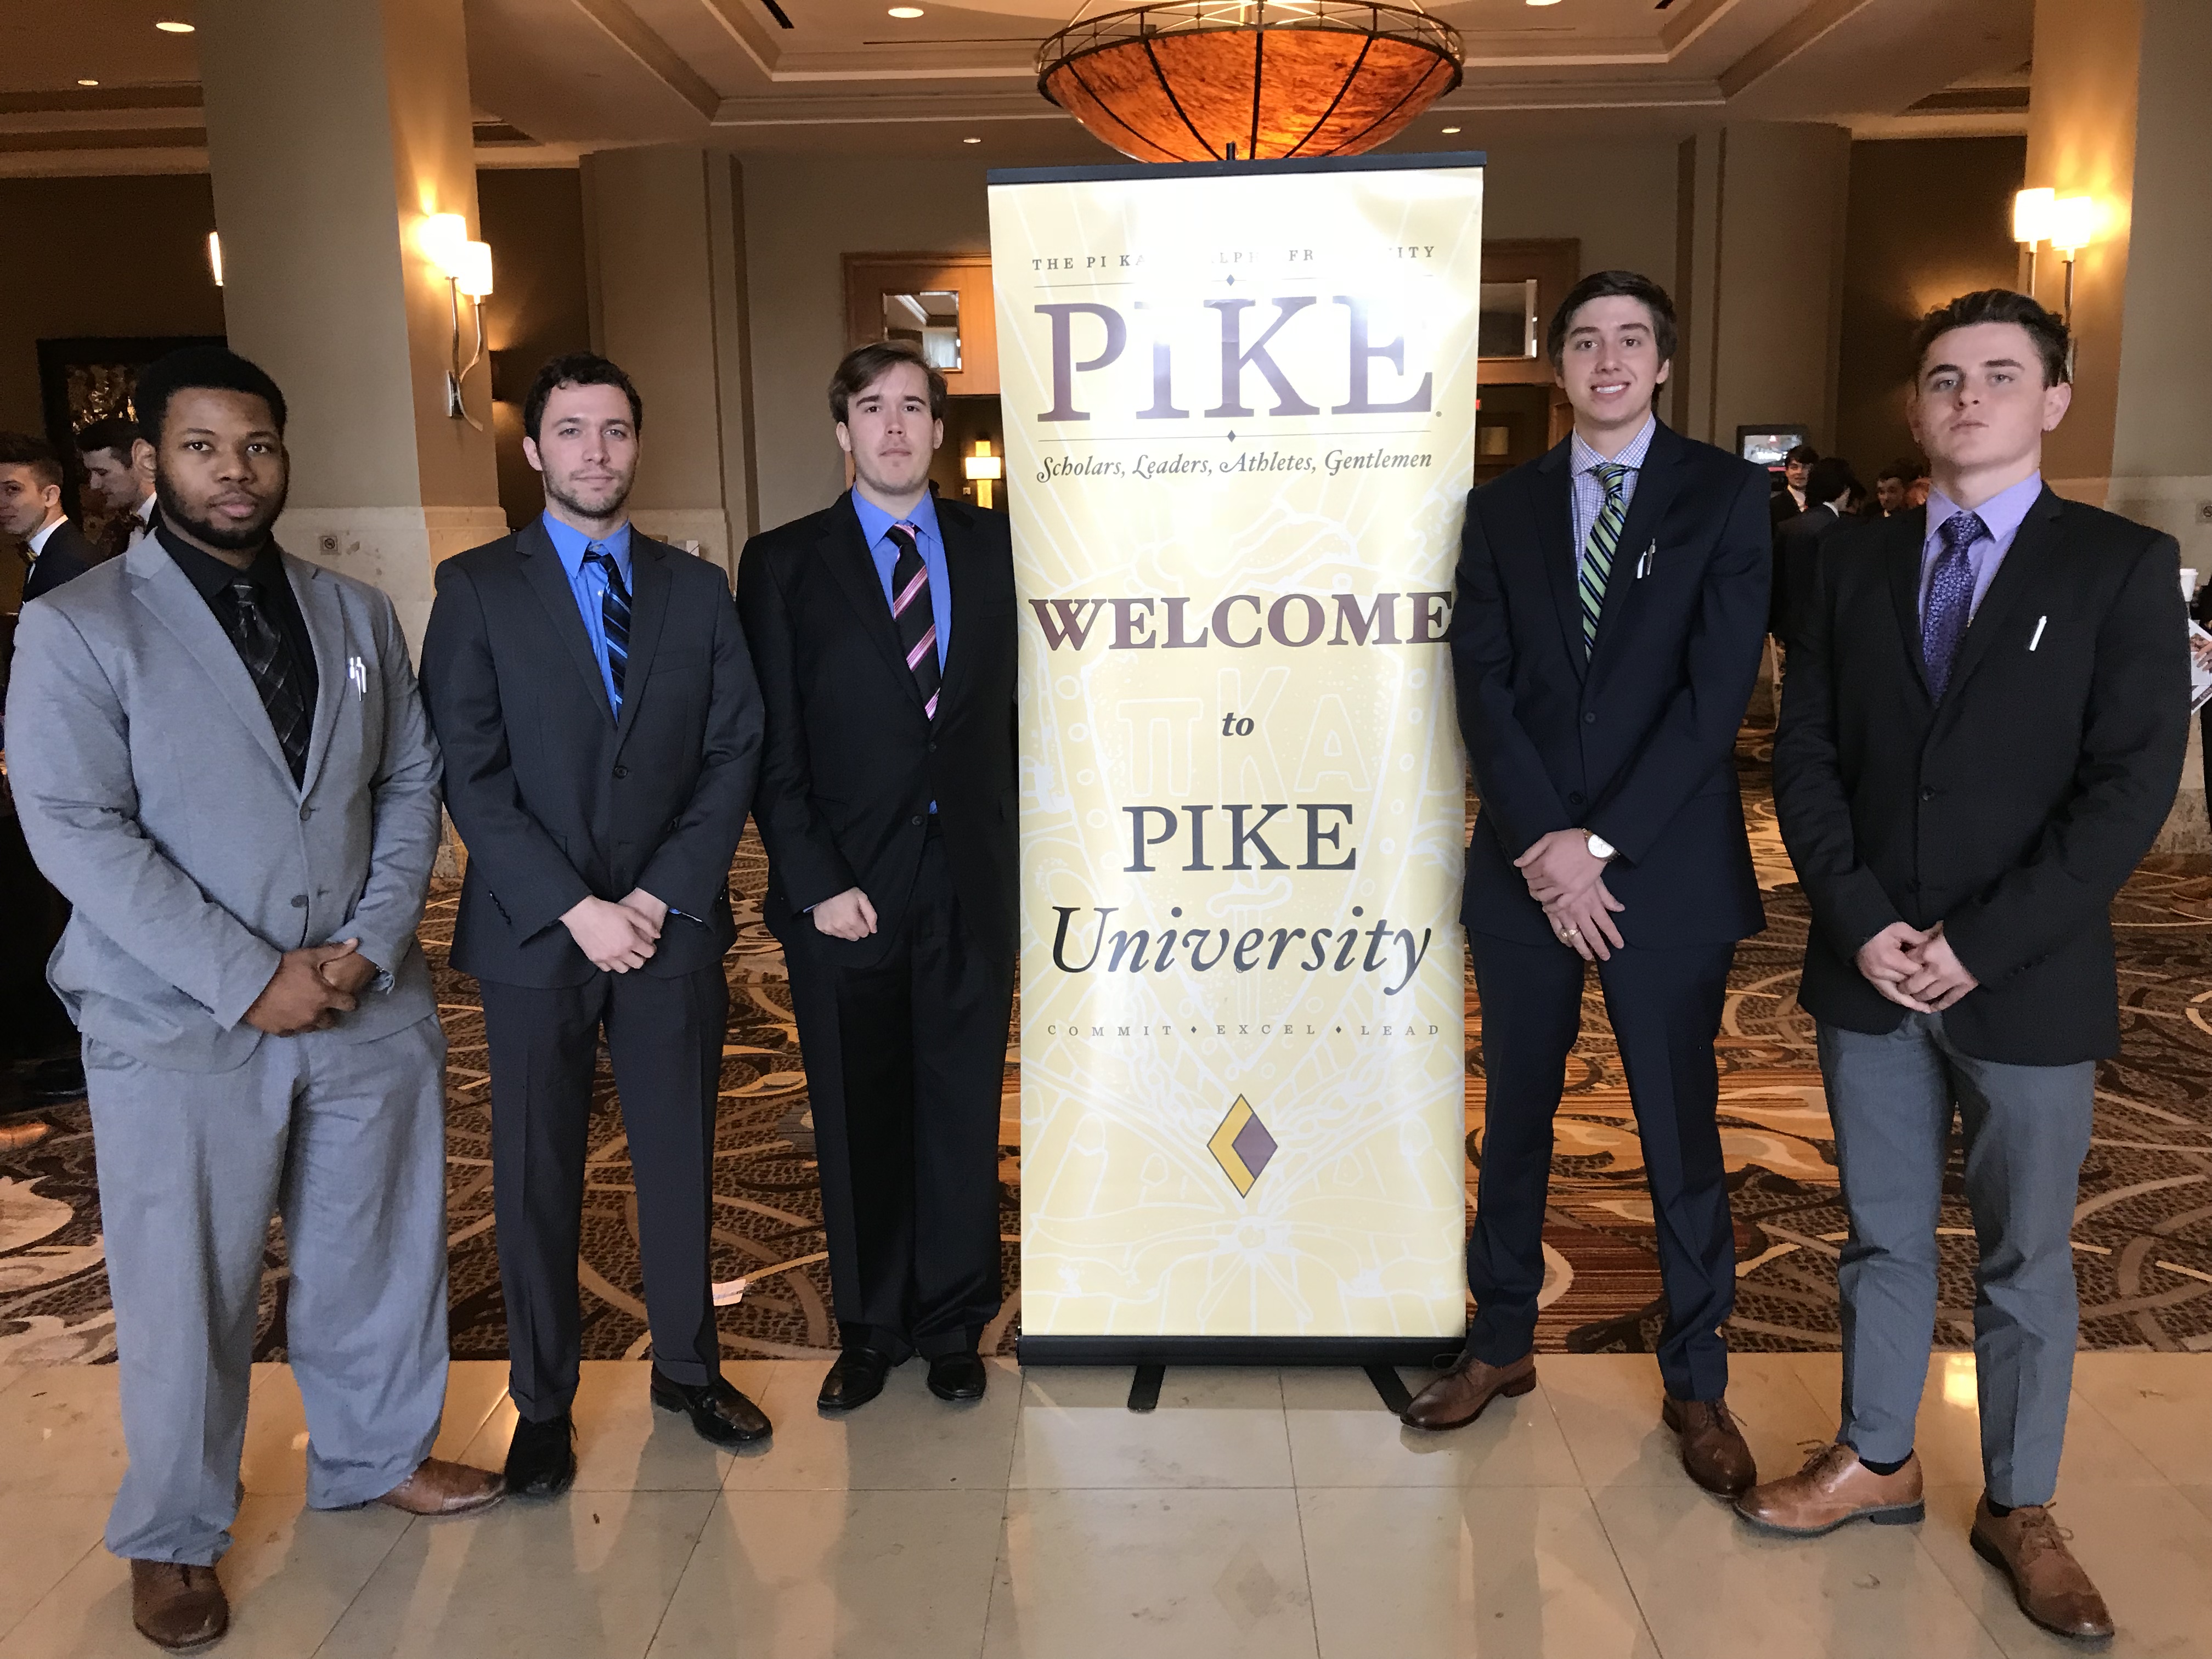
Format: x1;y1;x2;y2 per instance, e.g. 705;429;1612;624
244;938;376;1035
561;889;670;973
1515;828;1623;962
1854;920;1978;1013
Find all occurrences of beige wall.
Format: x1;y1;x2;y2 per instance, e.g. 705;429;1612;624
477;167;591;530
1836;137;2025;477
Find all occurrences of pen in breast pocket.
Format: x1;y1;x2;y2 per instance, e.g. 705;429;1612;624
2028;616;2047;652
1637;541;1655;579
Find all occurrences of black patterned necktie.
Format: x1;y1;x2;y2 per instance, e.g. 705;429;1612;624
585;546;630;713
886;521;942;719
228;578;311;785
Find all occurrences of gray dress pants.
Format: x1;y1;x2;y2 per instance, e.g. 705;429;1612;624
86;1014;450;1564
1819;1011;2093;1508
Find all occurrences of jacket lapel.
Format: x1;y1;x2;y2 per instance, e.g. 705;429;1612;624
1932;486;2063;716
821;494;925;712
516;517;617;724
1530;440;1586;684
934;502;977;718
287;555;349;799
125;539;295;785
1589;422;1686;661
1885;506;1933;701
612;537;673;747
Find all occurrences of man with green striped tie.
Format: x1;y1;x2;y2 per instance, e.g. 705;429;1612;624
1404;273;1773;1503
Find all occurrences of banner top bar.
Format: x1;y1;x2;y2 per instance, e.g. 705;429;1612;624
987;150;1486;187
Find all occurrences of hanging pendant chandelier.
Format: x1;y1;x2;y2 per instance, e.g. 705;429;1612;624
1037;0;1463;165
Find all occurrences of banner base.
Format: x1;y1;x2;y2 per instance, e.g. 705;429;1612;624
1016;1335;1460;1368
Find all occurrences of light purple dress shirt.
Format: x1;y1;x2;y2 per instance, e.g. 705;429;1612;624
1917;472;2044;622
1569;414;1658;582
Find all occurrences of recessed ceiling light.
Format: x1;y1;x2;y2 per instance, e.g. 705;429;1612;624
963;136;981;144
155;19;195;32
1525;0;1562;7
77;77;100;86
1440;126;1460;133
887;5;924;15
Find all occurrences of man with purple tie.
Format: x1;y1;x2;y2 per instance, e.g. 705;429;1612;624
737;342;1018;1411
1750;291;2188;1643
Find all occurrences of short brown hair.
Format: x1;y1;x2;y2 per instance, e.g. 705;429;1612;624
76;416;140;466
830;340;947;425
1547;270;1679;370
0;431;63;491
1911;289;2070;387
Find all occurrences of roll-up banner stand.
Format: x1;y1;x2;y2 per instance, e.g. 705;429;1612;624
989;153;1486;1365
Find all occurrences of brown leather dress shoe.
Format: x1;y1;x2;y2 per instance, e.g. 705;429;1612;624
1971;1498;2114;1641
129;1559;228;1652
1400;1351;1536;1430
1735;1442;1925;1535
1662;1395;1757;1497
375;1456;506;1517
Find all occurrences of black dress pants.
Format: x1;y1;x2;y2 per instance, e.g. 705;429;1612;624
785;834;1012;1360
1464;930;1737;1402
479;963;728;1420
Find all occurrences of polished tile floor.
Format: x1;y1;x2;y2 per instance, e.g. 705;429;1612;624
1;1352;2207;1658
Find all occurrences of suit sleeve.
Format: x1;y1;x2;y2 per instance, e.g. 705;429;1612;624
1447;498;1572;855
735;538;860;911
635;575;764;918
419;560;594;939
3;602;281;1027
1771;537;1907;954
325;591;443;985
1584;465;1771;864
1943;532;2190;984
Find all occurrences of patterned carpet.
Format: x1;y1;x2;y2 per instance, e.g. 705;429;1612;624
3;730;2210;1367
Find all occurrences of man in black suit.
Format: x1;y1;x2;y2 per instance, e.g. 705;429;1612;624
1772;455;1859;651
1769;442;1818;529
737;341;1017;1411
421;352;771;1494
1742;291;2186;1642
1405;272;1771;1503
2;433;102;605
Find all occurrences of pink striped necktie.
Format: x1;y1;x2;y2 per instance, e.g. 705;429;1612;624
885;520;941;719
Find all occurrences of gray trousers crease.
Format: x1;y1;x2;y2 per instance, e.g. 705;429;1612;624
1819;1012;2092;1508
88;1013;451;1564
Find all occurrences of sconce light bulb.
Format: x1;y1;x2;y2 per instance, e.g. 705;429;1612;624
2052;195;2096;254
456;239;495;298
419;212;469;278
2012;186;2055;245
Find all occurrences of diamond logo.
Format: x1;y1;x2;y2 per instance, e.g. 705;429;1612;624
1207;1094;1278;1197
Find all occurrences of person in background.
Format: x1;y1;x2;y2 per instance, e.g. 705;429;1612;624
1770;442;1819;528
1749;290;2187;1644
1;432;102;605
1773;456;1859;652
78;415;159;555
1874;460;1914;517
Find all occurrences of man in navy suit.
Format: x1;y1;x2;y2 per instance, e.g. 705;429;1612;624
1406;273;1771;1503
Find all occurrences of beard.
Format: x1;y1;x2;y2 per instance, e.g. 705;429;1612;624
154;470;287;551
545;470;632;524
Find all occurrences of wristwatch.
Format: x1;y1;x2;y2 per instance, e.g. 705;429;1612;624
1585;831;1617;862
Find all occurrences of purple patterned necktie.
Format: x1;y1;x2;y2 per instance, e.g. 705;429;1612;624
1920;510;1986;700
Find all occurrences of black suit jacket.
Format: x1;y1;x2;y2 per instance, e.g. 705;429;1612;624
1773;502;1846;646
1773;490;2188;1064
22;521;101;605
1449;422;1772;946
420;520;764;988
736;493;1018;969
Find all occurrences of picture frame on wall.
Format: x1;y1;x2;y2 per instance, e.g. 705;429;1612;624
36;334;226;537
1736;424;1811;470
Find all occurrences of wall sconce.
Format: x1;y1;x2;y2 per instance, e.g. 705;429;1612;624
2011;187;2052;295
419;212;495;430
2050;195;2095;325
205;229;224;288
963;438;1002;509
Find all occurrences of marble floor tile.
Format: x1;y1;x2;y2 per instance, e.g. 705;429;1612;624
240;1360;516;1496
313;1488;716;1659
721;1358;1021;1494
985;1487;1317;1659
0;1493;411;1659
2068;1352;2212;1485
1902;1353;2167;1489
1591;1483;2004;1659
1544;1353;1833;1492
0;1496;107;1647
0;1366;126;1498
1282;1367;1582;1488
1299;1485;1658;1659
461;1359;780;1493
646;1488;1005;1659
1008;1368;1293;1490
1916;1482;2212;1658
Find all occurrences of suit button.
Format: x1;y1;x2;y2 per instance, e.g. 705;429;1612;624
298;806;312;821
290;894;308;909
1567;791;1585;808
614;765;629;778
928;741;939;753
1584;712;1596;725
911;814;924;826
1920;787;1936;802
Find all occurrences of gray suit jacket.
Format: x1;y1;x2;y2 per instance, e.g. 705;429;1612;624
4;537;443;1071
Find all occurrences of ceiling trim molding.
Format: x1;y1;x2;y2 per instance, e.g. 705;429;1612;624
1717;0;1881;100
568;0;720;119
693;0;780;79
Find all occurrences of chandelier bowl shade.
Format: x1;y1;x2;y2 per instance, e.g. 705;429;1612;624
1038;1;1463;164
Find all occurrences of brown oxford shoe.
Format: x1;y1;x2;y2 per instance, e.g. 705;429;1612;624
1400;1350;1536;1430
1662;1394;1757;1498
375;1456;505;1517
1735;1442;1925;1535
1971;1497;2114;1643
129;1559;228;1652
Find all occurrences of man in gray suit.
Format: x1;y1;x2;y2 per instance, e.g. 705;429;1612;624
4;347;501;1653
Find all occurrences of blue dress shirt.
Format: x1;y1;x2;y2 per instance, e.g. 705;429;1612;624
850;486;951;670
541;511;633;713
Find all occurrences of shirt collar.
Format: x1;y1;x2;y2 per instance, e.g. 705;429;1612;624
26;514;65;557
850;484;941;552
1924;472;2043;548
540;510;631;578
1570;414;1658;479
137;496;156;524
155;520;286;602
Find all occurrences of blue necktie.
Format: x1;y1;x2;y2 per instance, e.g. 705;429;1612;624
585;546;630;713
1920;510;1985;700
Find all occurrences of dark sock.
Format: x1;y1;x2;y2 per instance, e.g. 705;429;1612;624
1985;1500;2013;1517
1857;1452;1909;1476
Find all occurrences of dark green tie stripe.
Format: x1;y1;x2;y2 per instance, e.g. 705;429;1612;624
1581;464;1629;653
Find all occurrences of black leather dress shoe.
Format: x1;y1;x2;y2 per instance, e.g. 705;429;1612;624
817;1346;894;1412
504;1411;577;1497
927;1352;988;1402
649;1368;771;1446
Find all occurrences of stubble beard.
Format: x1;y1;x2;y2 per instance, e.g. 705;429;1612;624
154;470;287;552
546;471;633;525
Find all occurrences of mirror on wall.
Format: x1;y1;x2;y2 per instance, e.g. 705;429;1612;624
1477;279;1541;360
883;290;962;371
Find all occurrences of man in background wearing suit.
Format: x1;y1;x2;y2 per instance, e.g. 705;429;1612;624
79;415;160;554
1745;291;2186;1642
422;352;770;1498
1773;455;1859;653
5;347;501;1653
1;432;103;603
737;341;1018;1412
1770;442;1819;529
1406;273;1772;1503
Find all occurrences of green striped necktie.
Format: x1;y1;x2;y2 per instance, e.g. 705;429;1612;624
1579;462;1631;654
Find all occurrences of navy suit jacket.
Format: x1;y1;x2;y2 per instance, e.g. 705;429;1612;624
1448;421;1772;946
